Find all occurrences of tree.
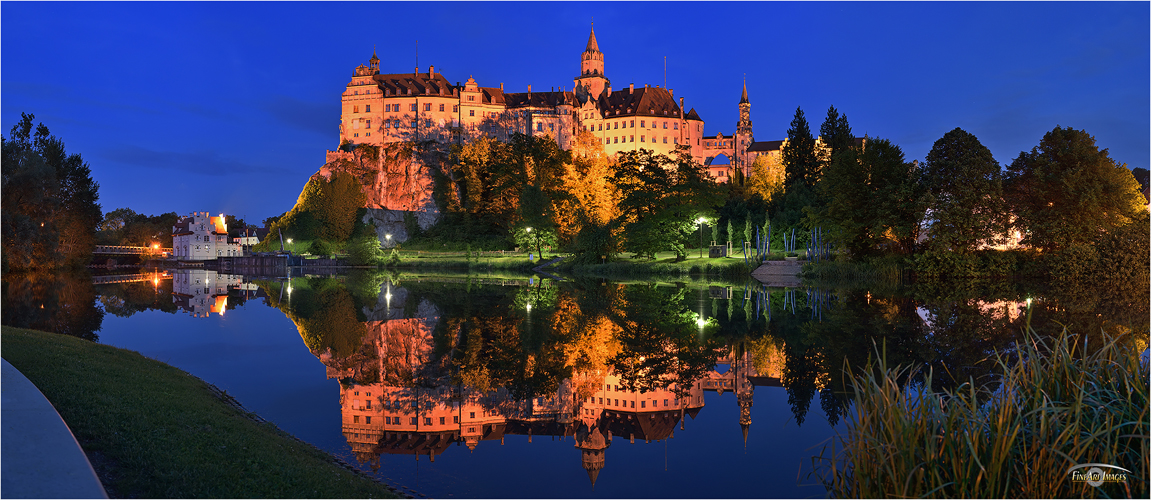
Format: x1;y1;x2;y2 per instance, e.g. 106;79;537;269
746;153;785;203
782;107;819;189
2;113;101;270
921;128;1007;252
1005;126;1146;252
819;105;854;169
818;138;926;257
613;148;722;260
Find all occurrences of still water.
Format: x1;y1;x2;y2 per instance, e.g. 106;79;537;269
3;268;1146;498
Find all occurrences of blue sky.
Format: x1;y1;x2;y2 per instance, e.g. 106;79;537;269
3;2;1147;223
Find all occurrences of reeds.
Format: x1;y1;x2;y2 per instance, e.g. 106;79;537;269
814;329;1149;498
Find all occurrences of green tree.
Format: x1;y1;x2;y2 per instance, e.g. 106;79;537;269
819;105;854;169
922;128;1007;252
818;138;926;257
1005;126;1146;252
613;148;722;260
783;106;819;189
2;113;101;270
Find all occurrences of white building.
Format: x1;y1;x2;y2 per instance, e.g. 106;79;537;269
171;212;243;261
171;269;245;317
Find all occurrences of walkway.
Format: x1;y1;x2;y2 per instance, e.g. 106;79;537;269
1;359;107;499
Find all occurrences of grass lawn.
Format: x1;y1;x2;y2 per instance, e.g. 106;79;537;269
1;326;399;499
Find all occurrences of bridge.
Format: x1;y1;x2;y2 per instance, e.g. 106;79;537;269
93;245;173;256
91;273;172;285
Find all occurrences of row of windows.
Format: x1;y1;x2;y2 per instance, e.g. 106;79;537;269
588;396;679;408
587;120;679;132
354;103;466;113
602;135;676;145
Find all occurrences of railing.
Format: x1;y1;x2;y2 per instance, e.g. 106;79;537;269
93;245;173;255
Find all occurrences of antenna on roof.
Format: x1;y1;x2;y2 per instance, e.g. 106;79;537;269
664;56;667;90
416;40;419;71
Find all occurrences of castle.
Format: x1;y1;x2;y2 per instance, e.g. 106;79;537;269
333;26;775;183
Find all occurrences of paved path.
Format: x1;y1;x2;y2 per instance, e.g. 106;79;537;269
2;359;108;499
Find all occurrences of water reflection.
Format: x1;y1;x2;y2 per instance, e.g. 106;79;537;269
3;266;1145;497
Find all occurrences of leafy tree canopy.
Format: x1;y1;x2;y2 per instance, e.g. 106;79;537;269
922;127;1007;252
1006;126;1146;251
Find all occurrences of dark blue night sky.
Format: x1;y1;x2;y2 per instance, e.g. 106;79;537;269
3;2;1147;223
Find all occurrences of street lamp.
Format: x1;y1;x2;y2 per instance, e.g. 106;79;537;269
385;233;392;248
697;217;707;259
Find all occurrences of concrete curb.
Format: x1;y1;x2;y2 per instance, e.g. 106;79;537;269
1;358;108;499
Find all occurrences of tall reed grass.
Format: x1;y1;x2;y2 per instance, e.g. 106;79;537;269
814;329;1149;498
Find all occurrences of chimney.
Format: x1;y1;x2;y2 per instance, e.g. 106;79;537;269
500;82;504;91
414;67;419;75
429;65;434;77
670;88;673;97
528;84;532;92
629;83;634;93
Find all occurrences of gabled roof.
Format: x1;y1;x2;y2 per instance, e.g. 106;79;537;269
479;87;506;105
505;90;575;108
372;72;455;97
748;140;784;152
684;107;702;121
598;87;681;118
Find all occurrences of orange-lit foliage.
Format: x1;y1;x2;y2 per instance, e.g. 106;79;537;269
555;130;619;245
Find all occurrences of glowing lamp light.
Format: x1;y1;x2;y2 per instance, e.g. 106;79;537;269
385;234;392;240
526;227;532;233
696;318;706;328
526;303;532;312
697;217;706;225
286;238;293;244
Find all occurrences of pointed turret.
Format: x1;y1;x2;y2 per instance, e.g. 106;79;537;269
576;23;609;97
739;79;749;104
585;25;601;54
369;48;380;73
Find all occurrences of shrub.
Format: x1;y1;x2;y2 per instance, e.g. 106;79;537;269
814;329;1149;498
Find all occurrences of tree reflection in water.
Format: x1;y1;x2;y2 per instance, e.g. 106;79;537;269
249;268;1150;478
2;271;105;341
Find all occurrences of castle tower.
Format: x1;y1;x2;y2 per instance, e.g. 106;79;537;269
575;24;609;99
575;418;611;489
736;79;753;177
369;49;380;74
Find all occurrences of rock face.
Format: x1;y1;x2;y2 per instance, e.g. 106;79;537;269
321;146;441;246
361;208;438;247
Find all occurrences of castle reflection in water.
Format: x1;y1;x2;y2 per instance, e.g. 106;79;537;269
325;284;782;486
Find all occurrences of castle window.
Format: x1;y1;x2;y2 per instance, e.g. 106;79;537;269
674;137;679;144
613;137;618;144
410;417;417;425
470;412;475;418
410;103;418;111
354;415;360;423
354;133;358;137
537;123;543;132
453;105;459;112
631;401;635;408
630;120;635;127
426;119;433;127
366;416;372;424
597;124;602;131
549;123;554;131
366;120;371;128
663;121;668;129
630;135;634;142
385;121;390;128
385;416;391;424
425;103;432;111
467;95;475;102
440;417;445;425
641;401;646;408
366;105;371;112
674;122;679;130
439;104;445;112
663;137;667;143
354;91;358;95
354;105;359;113
411;120;418;127
640;120;645;127
365;132;371;136
613;122;618;130
425;417;432;425
393;119;400;127
640;135;645;142
469;110;475;117
453;416;459;423
385;104;392;112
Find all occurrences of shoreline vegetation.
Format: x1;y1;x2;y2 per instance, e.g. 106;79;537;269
0;326;401;499
814;329;1149;498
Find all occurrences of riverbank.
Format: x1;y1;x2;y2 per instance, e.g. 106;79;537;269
0;326;401;499
383;250;756;280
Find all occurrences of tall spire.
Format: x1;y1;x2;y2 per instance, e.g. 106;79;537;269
585;23;600;53
740;77;749;104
